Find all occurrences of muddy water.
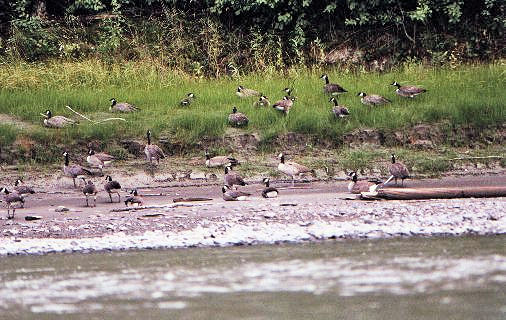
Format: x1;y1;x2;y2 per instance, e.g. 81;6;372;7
1;236;505;320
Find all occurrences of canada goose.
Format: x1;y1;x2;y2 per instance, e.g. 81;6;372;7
272;96;295;115
124;189;143;207
253;95;270;107
236;85;260;98
222;185;250;201
261;178;279;198
357;92;391;106
13;179;35;208
391;81;426;98
87;149;115;171
347;172;382;194
386;153;410;186
43;110;76;128
228;107;249;127
320;74;347;95
180;93;195;106
81;178;98;207
144;130;166;164
277;153;311;186
329;97;350;119
63;152;93;188
224;165;247;188
205;150;239;168
109;98;138;113
104;175;121;203
0;187;24;219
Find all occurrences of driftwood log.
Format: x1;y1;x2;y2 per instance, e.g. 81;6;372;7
361;186;506;200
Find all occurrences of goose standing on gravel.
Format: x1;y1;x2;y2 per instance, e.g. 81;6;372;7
236;85;260;98
43;110;76;128
13;179;35;207
329;97;350;119
224;165;247;189
87;149;115;171
144;130;166;164
272;96;295;115
109;98;138;113
124;189;143;207
0;187;24;219
320;74;347;95
228;107;249;127
385;154;410;186
261;178;279;198
205;150;239;168
222;185;250;201
180;93;195;106
277;153;311;186
357;92;391;106
347;172;382;194
104;175;122;203
253;95;270;107
81;178;98;207
63;152;93;188
390;81;426;98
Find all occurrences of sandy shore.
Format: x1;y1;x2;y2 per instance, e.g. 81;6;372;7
1;171;505;255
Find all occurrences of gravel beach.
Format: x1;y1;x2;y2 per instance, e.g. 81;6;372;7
1;172;505;256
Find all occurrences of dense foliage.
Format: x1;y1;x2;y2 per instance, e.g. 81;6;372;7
0;1;504;74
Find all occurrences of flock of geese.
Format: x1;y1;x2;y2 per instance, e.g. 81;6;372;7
1;75;421;218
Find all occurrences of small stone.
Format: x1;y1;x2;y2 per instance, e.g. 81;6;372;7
55;206;69;212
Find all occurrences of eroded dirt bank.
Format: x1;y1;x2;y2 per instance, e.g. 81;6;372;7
0;170;505;255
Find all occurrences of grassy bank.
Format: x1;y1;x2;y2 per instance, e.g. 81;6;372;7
0;60;504;163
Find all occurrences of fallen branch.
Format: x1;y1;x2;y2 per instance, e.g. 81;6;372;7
110;202;212;212
361;186;506;200
66;105;126;124
66;105;94;123
448;156;504;161
94;118;127;124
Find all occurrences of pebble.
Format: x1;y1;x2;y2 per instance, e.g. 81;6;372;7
55;206;69;212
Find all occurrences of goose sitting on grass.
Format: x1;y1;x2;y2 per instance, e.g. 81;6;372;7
109;98;138;113
205;150;239;168
357;92;391;106
272;96;295;115
180;93;195;107
329;97;350;119
222;185;250;201
236;85;260;98
320;74;347;95
43;110;76;128
390;81;426;98
253;95;270;107
228;106;249;127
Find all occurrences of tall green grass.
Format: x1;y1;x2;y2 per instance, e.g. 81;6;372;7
0;60;504;156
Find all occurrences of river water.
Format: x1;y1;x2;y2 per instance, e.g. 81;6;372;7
0;236;505;319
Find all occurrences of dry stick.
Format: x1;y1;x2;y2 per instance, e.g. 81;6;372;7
65;105;126;124
110;202;212;212
448;156;504;161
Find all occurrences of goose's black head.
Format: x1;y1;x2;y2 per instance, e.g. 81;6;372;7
224;165;231;174
390;81;400;87
15;179;22;186
237;86;244;92
110;98;117;106
131;189;138;196
283;88;292;95
232;106;238;113
320;74;328;80
391;154;396;164
278;153;285;163
105;175;112;181
0;187;8;194
187;92;195;98
348;171;358;182
262;178;270;186
357;92;366;97
45;110;52;118
88;149;95;155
